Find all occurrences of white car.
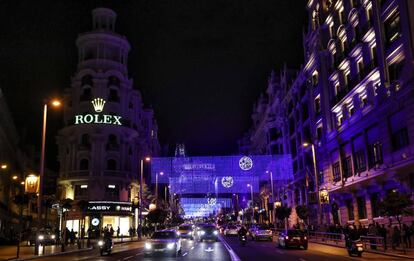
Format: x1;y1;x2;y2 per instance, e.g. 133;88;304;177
250;225;273;241
224;225;238;236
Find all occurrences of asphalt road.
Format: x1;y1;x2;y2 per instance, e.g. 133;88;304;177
32;238;231;261
222;235;407;261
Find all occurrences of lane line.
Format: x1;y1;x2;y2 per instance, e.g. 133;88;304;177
299;258;307;261
190;246;195;250
183;252;188;256
123;255;134;260
220;236;242;261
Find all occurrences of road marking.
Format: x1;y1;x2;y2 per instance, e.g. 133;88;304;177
299;259;307;261
136;252;143;256
191;246;195;250
205;247;214;252
183;252;188;256
123;255;134;260
220;236;242;261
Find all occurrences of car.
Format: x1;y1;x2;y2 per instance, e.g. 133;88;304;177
144;230;182;257
219;225;227;234
224;225;238;236
177;224;194;240
198;224;219;242
250;225;273;241
28;229;57;246
278;230;308;249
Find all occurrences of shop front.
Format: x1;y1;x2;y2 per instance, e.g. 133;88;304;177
66;201;134;238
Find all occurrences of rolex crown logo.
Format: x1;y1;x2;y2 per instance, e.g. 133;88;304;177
91;98;106;112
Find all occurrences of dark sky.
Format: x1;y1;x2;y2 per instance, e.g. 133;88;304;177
0;0;307;161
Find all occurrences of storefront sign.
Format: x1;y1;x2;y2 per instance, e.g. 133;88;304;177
74;98;122;126
87;201;132;213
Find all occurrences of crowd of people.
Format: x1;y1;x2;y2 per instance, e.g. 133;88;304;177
315;221;414;250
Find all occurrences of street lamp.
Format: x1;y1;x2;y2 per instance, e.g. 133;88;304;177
1;164;7;170
266;170;276;228
36;98;61;254
303;142;322;226
138;156;151;240
156;172;164;201
247;184;254;224
232;193;239;212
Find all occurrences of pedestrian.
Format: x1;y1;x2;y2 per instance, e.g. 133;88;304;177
70;229;75;244
379;224;387;250
402;224;411;248
117;226;120;238
410;221;414;248
392;226;401;250
110;226;114;236
368;223;378;250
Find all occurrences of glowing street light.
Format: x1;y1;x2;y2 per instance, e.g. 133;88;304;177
36;98;62;255
156;171;164;201
1;164;7;170
138;156;151;240
12;175;18;180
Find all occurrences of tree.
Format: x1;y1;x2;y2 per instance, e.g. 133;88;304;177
379;191;413;228
295;205;309;224
276;206;291;230
76;200;89;248
147;208;168;227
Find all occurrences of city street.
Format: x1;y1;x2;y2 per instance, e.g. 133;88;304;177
24;236;411;261
33;239;231;261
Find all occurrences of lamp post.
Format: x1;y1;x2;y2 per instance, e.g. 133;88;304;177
303;142;322;226
165;185;169;203
138;156;150;240
155;172;164;201
36;99;61;255
247;184;254;224
266;170;276;228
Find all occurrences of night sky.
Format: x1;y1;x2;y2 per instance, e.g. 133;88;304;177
0;0;306;166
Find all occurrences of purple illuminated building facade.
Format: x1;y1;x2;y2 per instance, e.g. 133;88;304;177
57;8;160;235
241;0;414;227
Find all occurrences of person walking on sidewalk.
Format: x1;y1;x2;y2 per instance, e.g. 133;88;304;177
116;226;120;238
402;224;411;248
392;226;401;250
379;224;387;250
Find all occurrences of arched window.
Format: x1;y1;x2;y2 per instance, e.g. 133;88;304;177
80;87;92;101
108;88;119;102
81;75;93;87
108;134;117;144
108;76;120;87
80;159;89;170
107;159;117;170
81;134;90;146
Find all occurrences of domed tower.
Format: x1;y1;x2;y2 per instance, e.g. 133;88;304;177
57;8;160;235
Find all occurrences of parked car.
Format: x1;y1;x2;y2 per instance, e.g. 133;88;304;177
177;224;194;240
250;225;273;241
144;230;182;257
278;230;308;249
198;224;219;242
224;225;238;236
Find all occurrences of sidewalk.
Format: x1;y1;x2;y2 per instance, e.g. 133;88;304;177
309;237;414;259
0;236;144;261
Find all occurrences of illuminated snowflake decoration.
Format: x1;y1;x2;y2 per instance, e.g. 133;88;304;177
239;156;253;171
221;176;234;188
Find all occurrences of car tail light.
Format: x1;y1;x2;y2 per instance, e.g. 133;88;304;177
304;236;307;240
356;243;363;247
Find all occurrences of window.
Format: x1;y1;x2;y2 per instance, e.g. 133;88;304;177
74;185;88;199
81;75;93;87
368;141;383;168
392;127;409;151
317;126;323;141
105;184;119;198
80;87;92;101
332;161;341;182
107;134;119;150
312;71;319;86
370;193;380;218
79;159;89;170
346;199;354;220
357;196;367;219
342;156;353;178
384;11;401;47
354;150;366;172
108;76;120;87
357;59;364;75
107;159;117;170
388;61;404;82
315;96;321;115
108;88;119;102
80;134;90;148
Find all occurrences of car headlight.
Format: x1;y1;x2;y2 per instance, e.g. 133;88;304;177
213;231;218;235
51;235;56;239
144;242;152;249
167;243;175;250
98;240;104;246
38;235;44;240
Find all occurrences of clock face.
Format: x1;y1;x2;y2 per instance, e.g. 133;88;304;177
239;156;253;171
221;176;234;188
91;218;100;226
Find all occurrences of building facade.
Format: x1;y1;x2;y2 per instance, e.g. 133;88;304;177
241;0;414;228
57;8;160;236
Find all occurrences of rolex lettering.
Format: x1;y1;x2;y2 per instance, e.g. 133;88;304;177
74;98;122;126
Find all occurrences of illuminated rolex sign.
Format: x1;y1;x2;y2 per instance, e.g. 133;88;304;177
74;98;122;126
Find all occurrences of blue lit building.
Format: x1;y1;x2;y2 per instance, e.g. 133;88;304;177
151;155;292;218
